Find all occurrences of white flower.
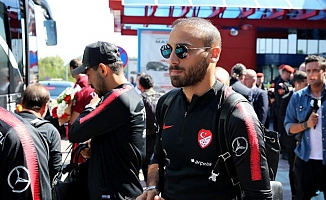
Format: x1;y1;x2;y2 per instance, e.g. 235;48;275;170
57;101;68;118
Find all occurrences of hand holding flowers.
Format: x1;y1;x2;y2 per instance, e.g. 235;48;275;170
51;87;79;125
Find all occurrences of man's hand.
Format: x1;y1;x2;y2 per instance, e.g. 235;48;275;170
81;148;90;159
136;190;160;200
81;139;91;158
90;94;101;106
308;112;319;128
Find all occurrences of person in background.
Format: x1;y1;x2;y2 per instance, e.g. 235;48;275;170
298;62;306;72
138;73;163;184
215;66;230;86
130;76;136;87
70;58;96;163
137;17;272;200
229;63;252;102
269;64;286;132
17;83;62;184
275;64;294;160
279;71;307;199
135;72;145;94
243;69;269;125
69;41;146;199
0;106;51;200
256;72;270;127
284;55;326;200
256;72;267;91
70;58;96;124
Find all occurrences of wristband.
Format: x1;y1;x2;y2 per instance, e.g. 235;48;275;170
85;103;96;109
144;185;157;192
303;121;308;129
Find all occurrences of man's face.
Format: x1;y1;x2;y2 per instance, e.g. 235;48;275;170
86;66;107;97
239;73;246;84
306;61;325;87
257;77;264;86
243;74;254;88
167;27;210;87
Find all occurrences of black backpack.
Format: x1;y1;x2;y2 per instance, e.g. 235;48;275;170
159;87;281;198
217;91;282;199
141;92;163;136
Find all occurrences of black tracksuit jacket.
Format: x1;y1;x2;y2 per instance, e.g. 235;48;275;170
152;81;272;200
0;107;51;200
69;84;146;200
17;111;62;183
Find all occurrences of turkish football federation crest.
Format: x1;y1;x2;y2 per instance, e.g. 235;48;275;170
198;129;212;149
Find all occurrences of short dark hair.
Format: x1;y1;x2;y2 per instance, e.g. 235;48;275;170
139;74;154;90
69;58;82;69
172;17;222;48
231;63;246;78
292;71;307;84
22;84;50;111
305;55;326;70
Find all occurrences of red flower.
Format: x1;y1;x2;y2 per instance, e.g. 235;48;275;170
52;107;58;118
61;112;69;119
64;95;71;102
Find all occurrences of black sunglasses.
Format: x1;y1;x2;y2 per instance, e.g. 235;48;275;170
160;44;211;59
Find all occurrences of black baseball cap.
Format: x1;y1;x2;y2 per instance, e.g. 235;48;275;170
72;41;121;75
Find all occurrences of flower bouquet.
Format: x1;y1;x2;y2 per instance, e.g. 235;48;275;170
51;87;79;125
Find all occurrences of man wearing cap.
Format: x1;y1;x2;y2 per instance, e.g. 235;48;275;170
275;64;294;159
279;71;307;199
268;65;285;135
256;72;267;91
68;41;146;199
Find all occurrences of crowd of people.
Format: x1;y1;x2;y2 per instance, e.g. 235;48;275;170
0;16;326;200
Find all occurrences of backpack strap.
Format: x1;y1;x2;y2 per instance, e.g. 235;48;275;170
217;91;248;199
157;88;180;192
30;118;50;128
160;89;180;120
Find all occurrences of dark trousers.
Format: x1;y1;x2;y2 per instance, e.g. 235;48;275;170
141;134;156;183
286;147;296;197
294;157;326;200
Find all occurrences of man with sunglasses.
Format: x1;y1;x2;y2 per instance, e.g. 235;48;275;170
137;17;272;200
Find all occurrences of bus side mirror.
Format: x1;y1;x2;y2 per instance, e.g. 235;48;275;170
43;19;57;46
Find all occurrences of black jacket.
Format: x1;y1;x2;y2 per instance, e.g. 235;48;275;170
0;107;51;200
251;87;269;124
69;84;146;200
152;81;272;200
278;91;297;149
230;79;252;102
17;111;62;182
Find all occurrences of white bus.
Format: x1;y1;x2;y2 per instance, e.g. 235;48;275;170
0;0;57;111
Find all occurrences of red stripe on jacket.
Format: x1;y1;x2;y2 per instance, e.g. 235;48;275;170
0;108;41;200
80;85;132;124
236;103;262;181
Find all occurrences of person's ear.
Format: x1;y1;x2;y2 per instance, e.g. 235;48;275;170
210;47;221;62
99;63;109;76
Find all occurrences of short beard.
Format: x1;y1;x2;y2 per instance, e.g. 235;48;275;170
95;73;107;97
169;57;208;87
